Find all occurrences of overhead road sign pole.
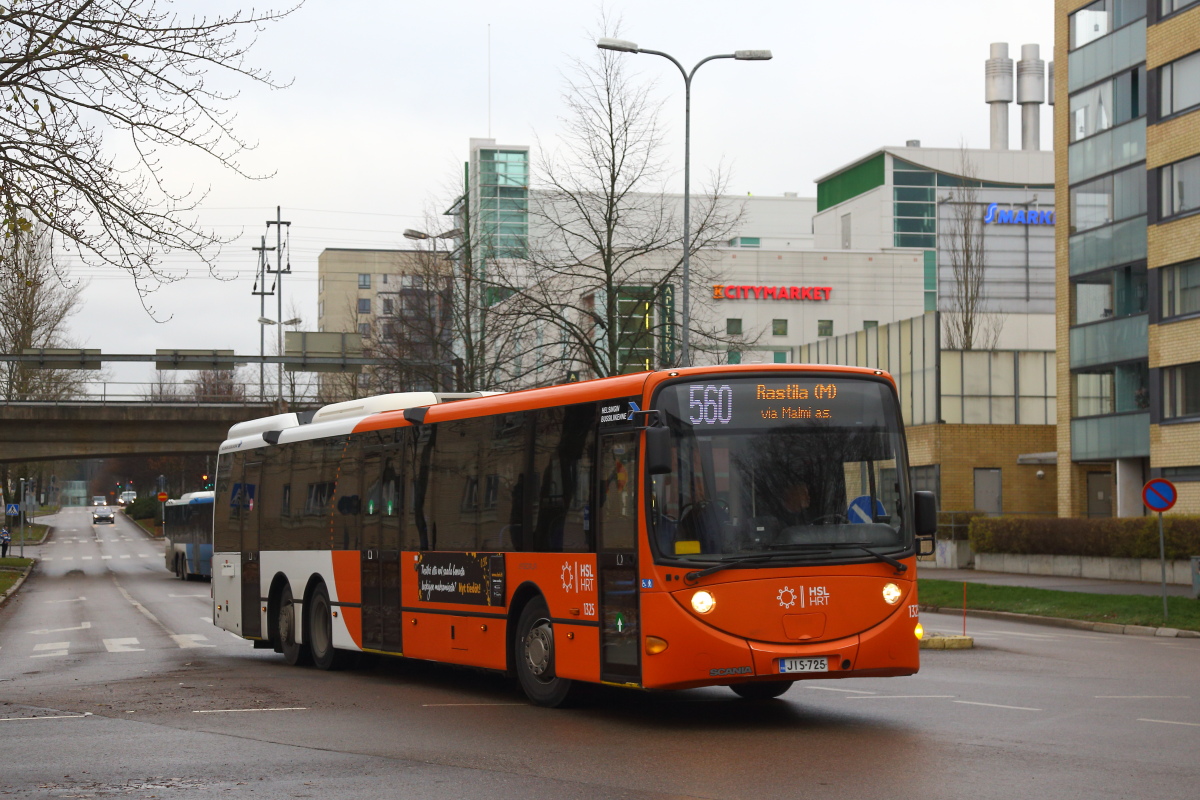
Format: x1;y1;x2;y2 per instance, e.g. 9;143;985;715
1142;478;1177;622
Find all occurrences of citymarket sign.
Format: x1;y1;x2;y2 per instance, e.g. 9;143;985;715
713;285;832;301
983;203;1056;226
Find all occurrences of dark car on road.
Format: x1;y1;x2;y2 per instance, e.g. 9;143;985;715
92;498;115;524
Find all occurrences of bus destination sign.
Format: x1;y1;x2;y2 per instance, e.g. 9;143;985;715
681;381;842;426
415;552;506;606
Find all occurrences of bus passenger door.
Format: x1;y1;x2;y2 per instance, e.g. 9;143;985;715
240;460;263;639
597;431;640;684
361;453;383;651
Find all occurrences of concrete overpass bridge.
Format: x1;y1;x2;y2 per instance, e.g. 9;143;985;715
0;402;284;462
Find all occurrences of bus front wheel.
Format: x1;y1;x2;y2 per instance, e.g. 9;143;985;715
307;584;354;670
730;681;792;700
514;597;574;707
278;583;311;666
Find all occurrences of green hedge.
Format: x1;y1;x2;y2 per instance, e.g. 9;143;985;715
970;515;1200;560
123;496;161;522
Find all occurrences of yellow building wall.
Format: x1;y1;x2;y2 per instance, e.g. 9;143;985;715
906;425;1057;515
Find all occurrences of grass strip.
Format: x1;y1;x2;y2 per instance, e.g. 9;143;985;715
133;518;160;537
0;558;33;596
919;578;1200;632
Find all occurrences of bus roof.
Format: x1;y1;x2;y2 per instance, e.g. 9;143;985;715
219;364;896;453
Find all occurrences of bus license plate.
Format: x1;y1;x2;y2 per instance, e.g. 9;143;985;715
778;657;828;674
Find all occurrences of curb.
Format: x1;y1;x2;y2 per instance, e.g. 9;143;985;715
918;604;1200;639
920;633;974;650
0;561;35;609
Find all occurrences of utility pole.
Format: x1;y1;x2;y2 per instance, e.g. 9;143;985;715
251;235;275;402
266;207;292;405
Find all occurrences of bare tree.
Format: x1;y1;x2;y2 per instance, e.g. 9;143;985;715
0;225;89;399
490;24;746;382
942;148;1002;350
188;369;246;403
142;369;181;402
0;1;297;300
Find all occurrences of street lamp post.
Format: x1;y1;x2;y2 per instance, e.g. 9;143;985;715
596;38;771;368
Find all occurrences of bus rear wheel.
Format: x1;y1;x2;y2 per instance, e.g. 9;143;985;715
278;583;311;666
730;681;793;700
514;597;575;707
307;584;354;670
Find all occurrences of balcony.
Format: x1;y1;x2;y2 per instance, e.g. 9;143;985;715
1071;412;1150;460
1069;314;1148;369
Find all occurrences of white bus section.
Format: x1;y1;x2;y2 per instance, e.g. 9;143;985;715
211;392;500;647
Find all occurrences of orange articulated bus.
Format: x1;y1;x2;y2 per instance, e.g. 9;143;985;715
212;364;937;706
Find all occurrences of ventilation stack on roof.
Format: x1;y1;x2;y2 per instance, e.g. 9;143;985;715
985;43;1014;150
1017;44;1046;150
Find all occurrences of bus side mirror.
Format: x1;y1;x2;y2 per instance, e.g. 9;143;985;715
914;491;937;550
645;426;672;475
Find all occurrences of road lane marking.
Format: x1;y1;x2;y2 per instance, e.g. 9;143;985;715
31;642;70;658
954;701;1042;711
32;622;91;634
170;594;208;598
1098;695;1191;699
845;695;956;700
45;597;86;603
0;714;92;722
193;707;307;714
1138;718;1200;727
119;555;130;559
42;557;54;561
82;556;92;560
806;686;877;695
421;703;526;707
101;555;112;560
171;634;215;649
103;638;143;653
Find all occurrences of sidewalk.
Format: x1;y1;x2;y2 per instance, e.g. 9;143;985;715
921;566;1194;597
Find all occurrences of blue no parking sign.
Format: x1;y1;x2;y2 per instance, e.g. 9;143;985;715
1142;479;1177;513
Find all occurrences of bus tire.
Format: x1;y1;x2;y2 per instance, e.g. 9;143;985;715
730;681;792;700
307;583;354;671
279;583;311;666
514;596;574;708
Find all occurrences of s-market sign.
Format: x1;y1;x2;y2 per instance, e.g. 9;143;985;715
983;203;1055;226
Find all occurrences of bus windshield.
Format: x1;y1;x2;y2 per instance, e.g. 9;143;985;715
650;376;910;563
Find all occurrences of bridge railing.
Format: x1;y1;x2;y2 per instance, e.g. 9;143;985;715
1;379;328;406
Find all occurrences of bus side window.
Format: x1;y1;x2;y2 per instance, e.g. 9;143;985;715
530;403;596;553
430;418;485;552
214;452;243;552
259;444;288;552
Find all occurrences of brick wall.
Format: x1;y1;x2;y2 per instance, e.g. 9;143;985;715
907;424;1057;515
1146;5;1200;69
1149;316;1200;367
1148;213;1200;269
1150;421;1200;467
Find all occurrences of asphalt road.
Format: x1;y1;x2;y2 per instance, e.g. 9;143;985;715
1;507;1197;799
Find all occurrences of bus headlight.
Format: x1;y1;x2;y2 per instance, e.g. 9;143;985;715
882;583;902;605
690;590;716;614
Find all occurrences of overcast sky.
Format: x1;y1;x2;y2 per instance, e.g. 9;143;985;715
67;0;1054;392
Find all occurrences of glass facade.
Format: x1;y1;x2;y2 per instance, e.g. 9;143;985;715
1067;18;1146;92
1071;412;1150;459
1068;117;1146;183
477;149;529;259
1072;264;1147;324
892;159;937;249
1069;165;1146;232
1068;214;1147;275
1069;314;1148;369
1072;362;1148;415
941;350;1057;425
1070;66;1146;143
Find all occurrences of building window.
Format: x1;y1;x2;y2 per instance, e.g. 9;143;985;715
1073;362;1149;416
1069;166;1146;233
1164;362;1200;419
892;159;937;249
382;298;394;315
357;298;371;314
726;318;743;336
773;351;788;364
910;464;940;503
818;319;833;337
318;300;324;319
1162;465;1200;481
772;319;788;336
863;320;878;330
1069;66;1145;143
727;351;741;365
1069;0;1144;51
382;274;389;285
1072;265;1147;325
1160;154;1200;219
1161;259;1200;319
1161;0;1200;18
358;273;371;289
1160;50;1200;119
318;277;324;294
727;236;760;248
358;322;371;337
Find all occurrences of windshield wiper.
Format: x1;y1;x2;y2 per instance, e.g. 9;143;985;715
829;542;908;573
684;550;832;583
